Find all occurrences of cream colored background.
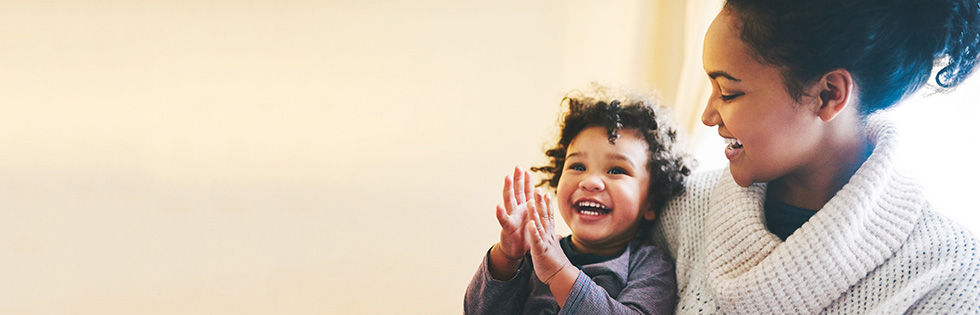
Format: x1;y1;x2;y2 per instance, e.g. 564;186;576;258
1;1;976;314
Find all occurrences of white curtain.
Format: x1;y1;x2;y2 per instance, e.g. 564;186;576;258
644;0;726;168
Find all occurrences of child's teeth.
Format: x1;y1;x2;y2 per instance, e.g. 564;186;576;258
575;200;610;216
576;201;607;209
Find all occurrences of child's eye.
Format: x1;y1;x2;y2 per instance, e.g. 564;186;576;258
608;167;629;175
567;163;586;171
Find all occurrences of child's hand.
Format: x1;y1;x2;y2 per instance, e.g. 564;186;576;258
494;166;535;262
527;189;577;305
526;189;568;279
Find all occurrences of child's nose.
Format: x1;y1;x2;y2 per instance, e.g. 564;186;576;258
579;174;605;192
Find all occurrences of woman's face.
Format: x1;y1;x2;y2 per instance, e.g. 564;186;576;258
701;10;827;187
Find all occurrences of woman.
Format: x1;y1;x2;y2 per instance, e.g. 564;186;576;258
653;0;980;313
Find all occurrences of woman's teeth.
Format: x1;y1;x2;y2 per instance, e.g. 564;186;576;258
725;138;743;149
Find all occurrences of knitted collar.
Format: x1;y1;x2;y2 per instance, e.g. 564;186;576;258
705;118;925;314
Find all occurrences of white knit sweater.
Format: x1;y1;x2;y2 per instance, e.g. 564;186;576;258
653;118;980;314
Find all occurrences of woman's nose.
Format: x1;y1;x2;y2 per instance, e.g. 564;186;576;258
701;100;720;127
579;174;605;192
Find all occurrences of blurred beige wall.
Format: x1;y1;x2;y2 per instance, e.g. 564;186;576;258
0;1;694;314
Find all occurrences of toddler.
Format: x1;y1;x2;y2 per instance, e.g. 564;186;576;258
465;86;691;314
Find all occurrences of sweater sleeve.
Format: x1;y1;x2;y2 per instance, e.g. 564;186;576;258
904;220;980;314
463;247;531;315
907;272;980;314
559;246;678;315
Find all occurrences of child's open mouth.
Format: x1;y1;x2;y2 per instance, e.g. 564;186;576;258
575;200;611;216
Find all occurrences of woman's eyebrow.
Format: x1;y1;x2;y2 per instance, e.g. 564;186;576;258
708;70;742;82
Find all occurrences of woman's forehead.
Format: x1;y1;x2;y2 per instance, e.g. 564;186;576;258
703;12;782;86
703;12;748;77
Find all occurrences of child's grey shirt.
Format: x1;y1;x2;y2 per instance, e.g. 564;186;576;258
464;237;677;314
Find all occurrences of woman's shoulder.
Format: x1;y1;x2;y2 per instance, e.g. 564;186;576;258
886;207;980;311
662;168;727;216
903;207;979;265
686;167;727;189
651;168;728;257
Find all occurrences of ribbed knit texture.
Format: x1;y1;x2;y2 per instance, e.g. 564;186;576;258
652;117;980;314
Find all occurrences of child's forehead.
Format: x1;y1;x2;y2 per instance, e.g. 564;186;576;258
570;127;646;145
567;127;650;158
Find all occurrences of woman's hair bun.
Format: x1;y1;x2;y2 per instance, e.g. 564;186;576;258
933;0;980;88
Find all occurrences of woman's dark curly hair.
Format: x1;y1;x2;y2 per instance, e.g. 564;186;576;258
531;86;692;224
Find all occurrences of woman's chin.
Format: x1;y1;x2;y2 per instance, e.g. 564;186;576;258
729;168;756;187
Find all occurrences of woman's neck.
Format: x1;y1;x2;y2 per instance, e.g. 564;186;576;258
767;117;874;210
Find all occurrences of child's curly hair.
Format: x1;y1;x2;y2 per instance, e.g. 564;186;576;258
531;86;692;220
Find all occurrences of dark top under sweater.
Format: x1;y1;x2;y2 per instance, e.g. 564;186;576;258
765;198;818;241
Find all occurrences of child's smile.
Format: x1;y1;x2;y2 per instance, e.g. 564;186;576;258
573;199;611;217
556;126;654;255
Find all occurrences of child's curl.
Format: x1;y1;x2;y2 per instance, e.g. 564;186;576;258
531;85;693;222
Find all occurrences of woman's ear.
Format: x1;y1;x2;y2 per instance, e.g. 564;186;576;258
815;69;855;122
643;206;656;221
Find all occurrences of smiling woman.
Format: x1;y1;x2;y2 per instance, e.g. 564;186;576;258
700;11;872;207
653;0;980;313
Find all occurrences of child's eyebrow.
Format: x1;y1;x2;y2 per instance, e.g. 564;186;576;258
566;152;637;168
606;154;637;168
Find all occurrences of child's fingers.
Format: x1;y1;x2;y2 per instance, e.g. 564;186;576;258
527;197;545;244
503;175;517;214
495;204;512;229
513;166;526;205
525;191;537;222
546;193;557;239
527;220;545;255
523;169;534;206
535;189;548;229
532;216;549;250
526;195;539;225
546;192;554;220
529;200;549;243
526;221;539;249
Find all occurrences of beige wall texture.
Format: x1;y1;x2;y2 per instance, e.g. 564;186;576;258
0;1;692;314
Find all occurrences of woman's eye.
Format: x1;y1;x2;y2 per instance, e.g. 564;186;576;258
720;92;743;101
568;163;585;171
608;167;628;175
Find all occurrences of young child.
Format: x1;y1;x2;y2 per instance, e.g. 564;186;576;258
464;87;691;314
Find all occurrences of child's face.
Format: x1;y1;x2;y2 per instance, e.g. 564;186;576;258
556;126;653;251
